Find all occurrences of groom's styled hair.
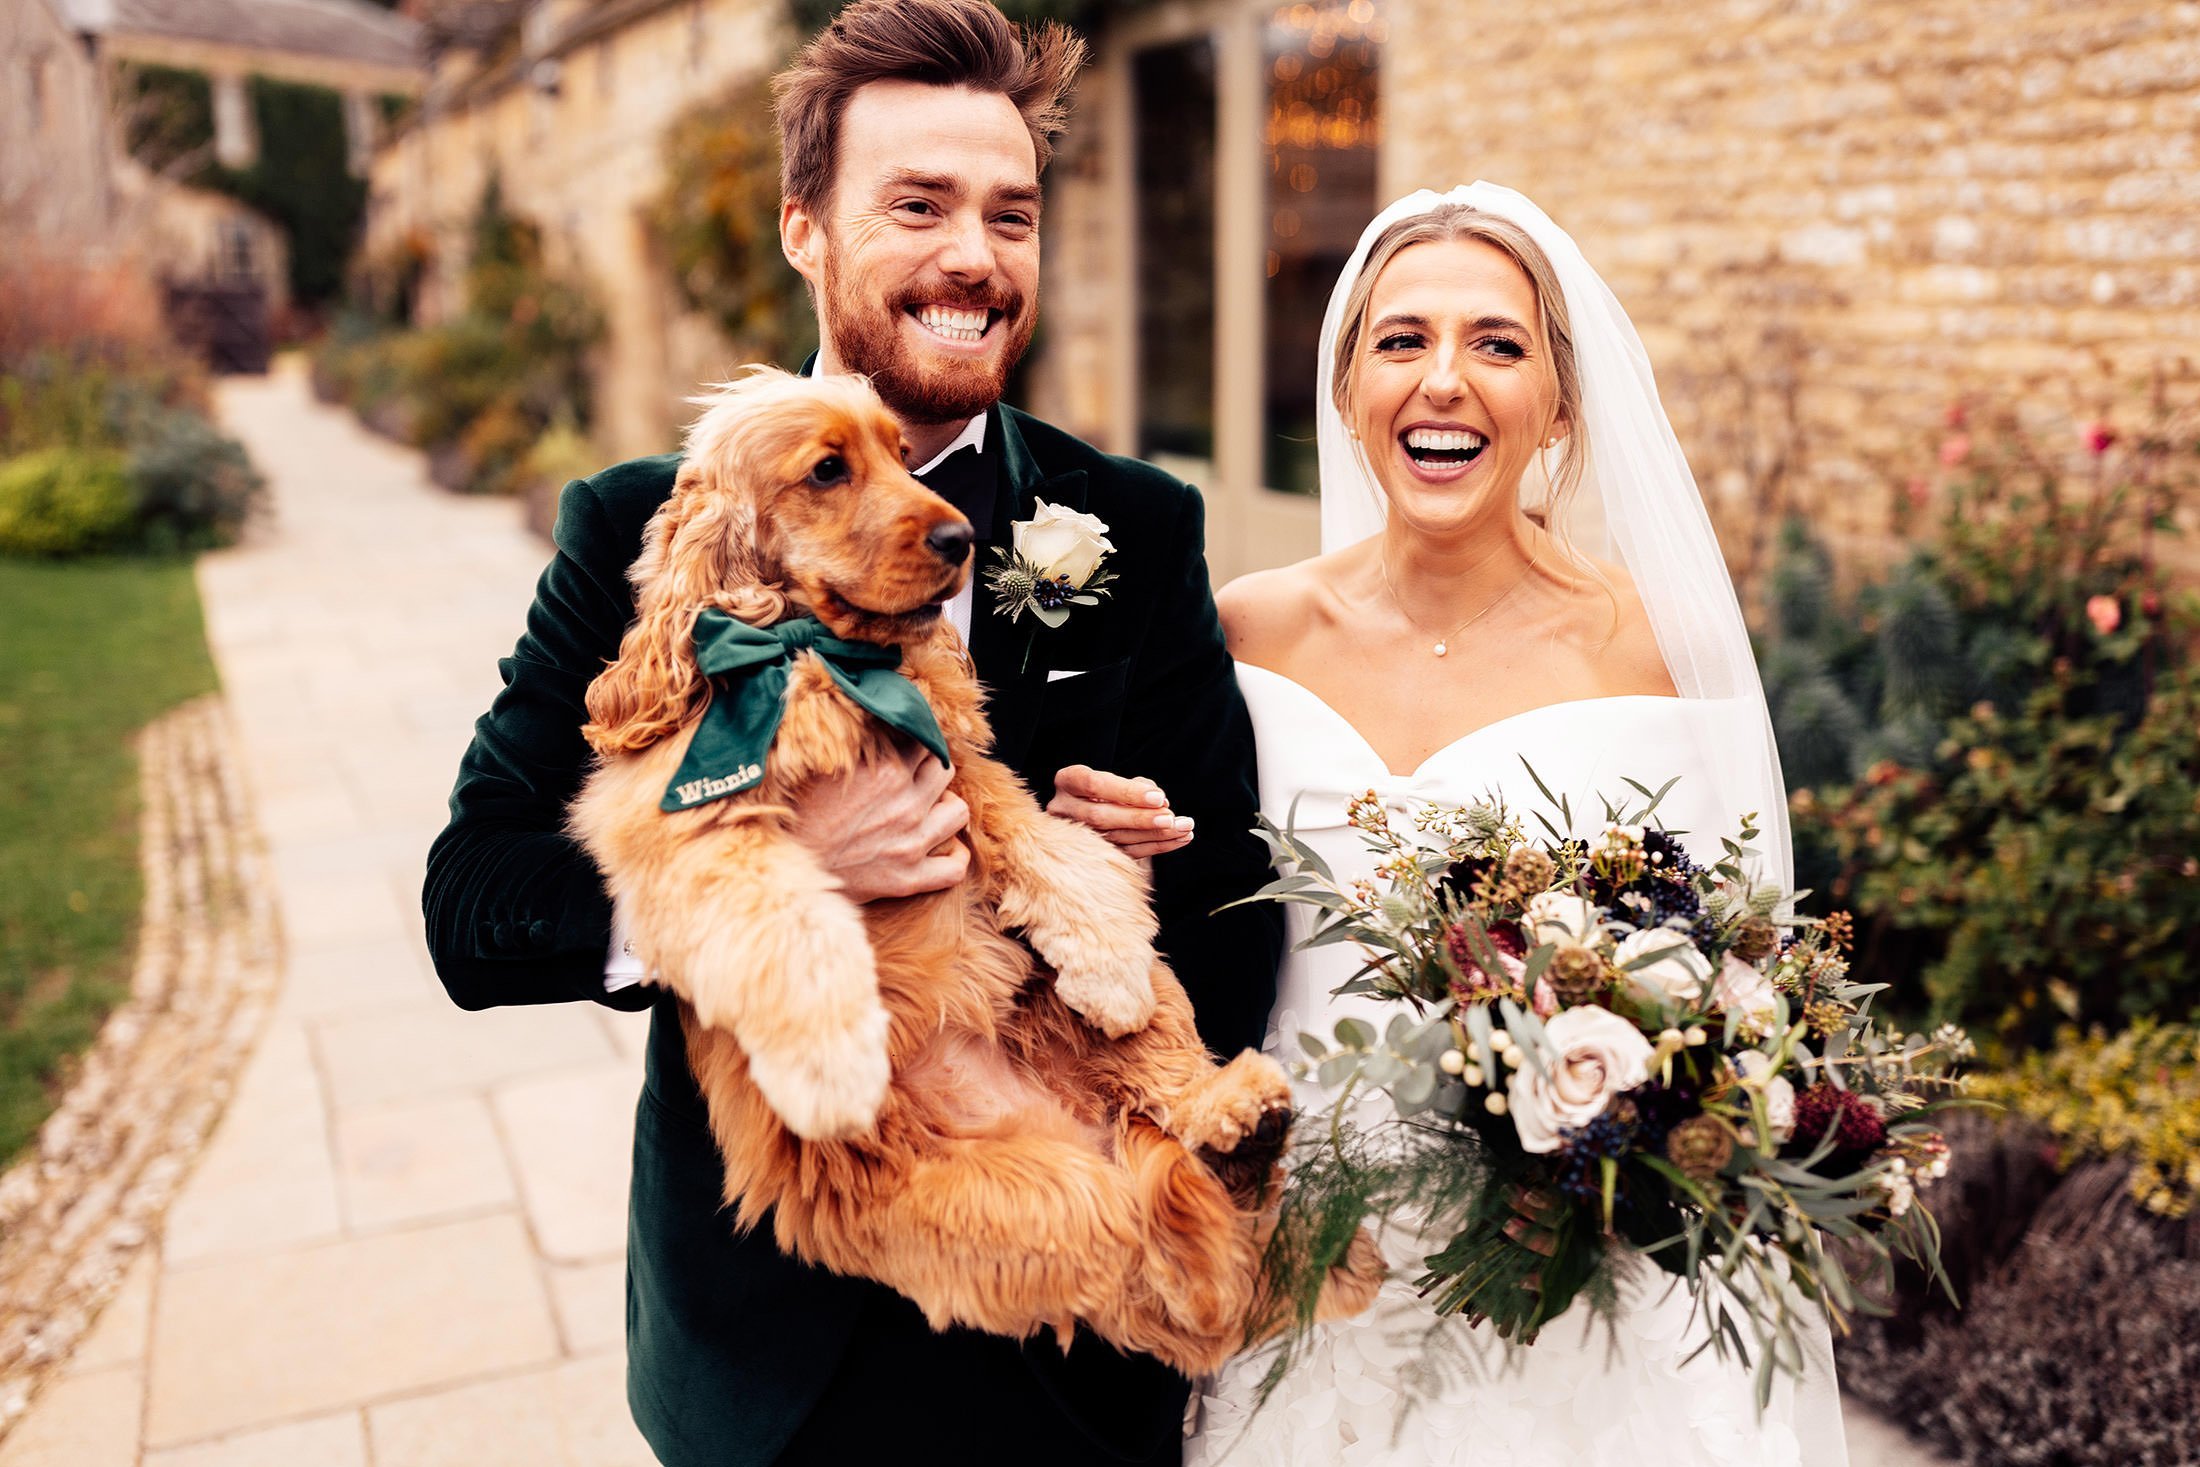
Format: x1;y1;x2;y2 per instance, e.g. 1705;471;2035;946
774;0;1087;211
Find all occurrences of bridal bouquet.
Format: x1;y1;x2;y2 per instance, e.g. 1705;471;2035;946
1245;773;1967;1405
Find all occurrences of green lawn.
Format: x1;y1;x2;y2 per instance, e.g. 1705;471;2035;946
0;557;217;1165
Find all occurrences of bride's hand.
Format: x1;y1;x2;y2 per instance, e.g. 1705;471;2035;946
1504;1187;1558;1293
1047;765;1195;860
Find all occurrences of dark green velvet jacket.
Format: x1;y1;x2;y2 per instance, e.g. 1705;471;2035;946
422;403;1283;1466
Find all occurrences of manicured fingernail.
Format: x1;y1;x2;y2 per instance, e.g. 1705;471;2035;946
1173;817;1194;832
1143;789;1168;807
1151;813;1174;829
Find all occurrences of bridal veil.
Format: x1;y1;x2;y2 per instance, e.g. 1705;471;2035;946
1313;182;1795;898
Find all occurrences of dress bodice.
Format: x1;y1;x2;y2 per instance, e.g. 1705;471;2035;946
1233;662;1770;1054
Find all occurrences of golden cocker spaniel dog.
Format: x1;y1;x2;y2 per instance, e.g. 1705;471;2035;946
568;369;1374;1374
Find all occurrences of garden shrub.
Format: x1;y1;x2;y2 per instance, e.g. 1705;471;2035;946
116;405;265;551
1766;388;2198;1046
1839;1154;2200;1467
1969;1021;2199;1220
1802;667;2200;1047
0;450;137;556
312;176;602;495
0;266;264;554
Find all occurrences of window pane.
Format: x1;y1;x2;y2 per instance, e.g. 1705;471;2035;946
1263;0;1382;496
1133;38;1217;463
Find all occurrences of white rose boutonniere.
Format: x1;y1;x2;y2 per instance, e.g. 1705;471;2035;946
986;501;1118;633
1507;1005;1655;1154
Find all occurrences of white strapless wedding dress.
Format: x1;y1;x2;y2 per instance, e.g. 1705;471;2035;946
1184;664;1849;1467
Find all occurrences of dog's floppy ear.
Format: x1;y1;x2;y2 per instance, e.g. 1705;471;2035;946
581;460;785;758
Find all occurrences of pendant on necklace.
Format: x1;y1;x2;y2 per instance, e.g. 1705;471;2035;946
1433;641;1448;657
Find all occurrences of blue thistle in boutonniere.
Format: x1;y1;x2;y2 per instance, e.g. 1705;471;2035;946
986;501;1118;633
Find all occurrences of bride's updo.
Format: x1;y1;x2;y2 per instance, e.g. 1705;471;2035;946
1330;203;1587;521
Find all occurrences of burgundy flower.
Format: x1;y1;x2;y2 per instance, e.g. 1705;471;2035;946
1791;1082;1887;1155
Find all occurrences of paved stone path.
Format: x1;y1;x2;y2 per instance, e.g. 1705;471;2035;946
0;360;652;1467
0;358;1953;1467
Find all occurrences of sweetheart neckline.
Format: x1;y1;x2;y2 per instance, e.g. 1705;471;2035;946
1231;661;1687;783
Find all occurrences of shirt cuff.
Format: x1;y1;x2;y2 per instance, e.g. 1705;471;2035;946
604;895;646;993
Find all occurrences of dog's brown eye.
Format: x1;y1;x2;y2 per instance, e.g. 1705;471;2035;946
808;455;849;489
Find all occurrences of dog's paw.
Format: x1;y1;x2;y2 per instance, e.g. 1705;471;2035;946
1313;1226;1387;1322
1173;1052;1294;1205
745;1005;893;1141
1049;948;1158;1039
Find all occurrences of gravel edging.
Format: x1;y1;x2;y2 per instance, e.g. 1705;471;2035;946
0;694;280;1441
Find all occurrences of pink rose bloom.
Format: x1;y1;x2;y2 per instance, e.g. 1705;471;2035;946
2083;421;2116;456
2087;595;2121;635
1713;953;1779;1030
1507;1007;1654;1154
1938;433;1971;467
1533;973;1559;1018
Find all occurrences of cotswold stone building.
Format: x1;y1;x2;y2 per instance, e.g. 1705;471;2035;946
1030;0;2200;580
366;0;785;459
3;0;422;347
368;0;2200;580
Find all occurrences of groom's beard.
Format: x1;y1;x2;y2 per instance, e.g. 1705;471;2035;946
820;241;1036;426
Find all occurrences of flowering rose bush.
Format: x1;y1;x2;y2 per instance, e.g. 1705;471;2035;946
1763;383;2199;1046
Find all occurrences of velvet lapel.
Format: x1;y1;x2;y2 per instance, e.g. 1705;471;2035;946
967;406;1087;774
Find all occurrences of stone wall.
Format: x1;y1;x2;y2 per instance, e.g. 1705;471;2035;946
1381;0;2200;573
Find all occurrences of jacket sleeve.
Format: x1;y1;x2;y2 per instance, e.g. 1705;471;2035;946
1117;488;1285;1058
421;477;655;1011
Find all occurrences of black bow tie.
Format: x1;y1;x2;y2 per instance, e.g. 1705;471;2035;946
916;443;996;537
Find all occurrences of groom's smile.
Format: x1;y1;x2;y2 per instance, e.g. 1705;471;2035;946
783;80;1043;446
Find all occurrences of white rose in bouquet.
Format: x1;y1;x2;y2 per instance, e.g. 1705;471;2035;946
1713;953;1780;1031
1734;1049;1797;1143
1524;890;1600;943
1012;502;1114;588
1613;928;1712;1005
1507;1006;1655;1154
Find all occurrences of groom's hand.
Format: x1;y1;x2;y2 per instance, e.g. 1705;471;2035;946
1048;765;1195;860
788;743;971;902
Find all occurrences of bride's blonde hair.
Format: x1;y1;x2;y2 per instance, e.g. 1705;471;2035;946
1329;203;1588;537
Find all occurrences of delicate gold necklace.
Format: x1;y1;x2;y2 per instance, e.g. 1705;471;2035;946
1379;552;1535;658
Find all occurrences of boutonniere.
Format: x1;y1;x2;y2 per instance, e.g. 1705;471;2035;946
985;501;1118;630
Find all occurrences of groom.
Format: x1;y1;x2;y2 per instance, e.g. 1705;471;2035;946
420;2;1283;1463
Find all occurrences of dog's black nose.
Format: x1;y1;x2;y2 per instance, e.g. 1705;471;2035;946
926;520;974;563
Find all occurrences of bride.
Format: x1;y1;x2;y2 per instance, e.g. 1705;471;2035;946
1185;184;1850;1466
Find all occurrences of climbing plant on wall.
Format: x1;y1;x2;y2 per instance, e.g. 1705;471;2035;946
649;76;816;368
116;65;366;307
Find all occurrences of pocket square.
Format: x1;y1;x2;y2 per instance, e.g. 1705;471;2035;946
1046;668;1088;682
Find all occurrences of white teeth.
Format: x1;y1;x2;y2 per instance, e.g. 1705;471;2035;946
1403;428;1487;452
915;305;990;342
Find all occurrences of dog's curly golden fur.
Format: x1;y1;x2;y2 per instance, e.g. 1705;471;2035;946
567;369;1377;1374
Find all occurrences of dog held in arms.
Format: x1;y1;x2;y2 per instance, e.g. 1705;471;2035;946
568;369;1377;1374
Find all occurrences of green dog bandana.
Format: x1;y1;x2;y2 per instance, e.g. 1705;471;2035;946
660;610;951;813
